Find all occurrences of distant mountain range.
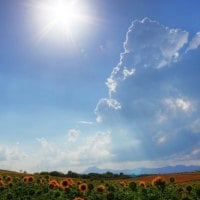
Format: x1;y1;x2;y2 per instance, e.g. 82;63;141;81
84;165;200;175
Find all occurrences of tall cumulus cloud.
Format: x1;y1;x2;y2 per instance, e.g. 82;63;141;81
95;18;200;164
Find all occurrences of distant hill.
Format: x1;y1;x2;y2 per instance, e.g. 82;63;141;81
132;165;200;175
0;169;26;177
84;165;200;175
84;166;135;175
1;164;200;177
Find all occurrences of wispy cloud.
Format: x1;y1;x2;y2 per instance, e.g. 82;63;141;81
186;32;200;52
164;97;193;113
95;98;121;123
78;120;93;125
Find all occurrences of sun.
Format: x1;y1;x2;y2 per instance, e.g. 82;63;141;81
46;0;80;28
32;0;93;43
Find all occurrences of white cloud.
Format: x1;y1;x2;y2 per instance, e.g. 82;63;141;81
123;67;136;80
78;131;113;163
106;76;118;97
0;145;27;161
95;18;200;165
95;98;121;123
0;145;33;172
34;131;113;173
106;18;188;97
107;98;121;109
36;137;54;150
164;97;192;113
78;121;93;125
123;18;188;69
67;129;80;142
186;32;200;52
36;137;65;165
176;98;191;111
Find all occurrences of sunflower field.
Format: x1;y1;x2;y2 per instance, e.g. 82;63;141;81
0;174;200;200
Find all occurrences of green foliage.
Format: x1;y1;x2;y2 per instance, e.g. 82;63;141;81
38;170;131;180
169;176;175;183
129;181;137;192
0;174;200;200
186;185;193;193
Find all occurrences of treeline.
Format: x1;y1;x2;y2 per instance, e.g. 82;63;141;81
37;170;132;180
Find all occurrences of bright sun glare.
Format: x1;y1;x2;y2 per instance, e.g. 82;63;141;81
50;1;79;27
33;0;93;42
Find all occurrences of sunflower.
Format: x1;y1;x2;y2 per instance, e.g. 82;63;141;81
97;184;105;193
23;176;34;183
151;176;166;191
23;176;28;183
120;181;126;187
79;183;88;192
67;178;74;185
0;180;5;188
6;176;12;182
49;180;59;189
139;181;146;188
28;176;34;183
151;176;162;186
60;179;70;189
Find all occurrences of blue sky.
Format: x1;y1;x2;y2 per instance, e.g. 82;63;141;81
1;0;200;173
